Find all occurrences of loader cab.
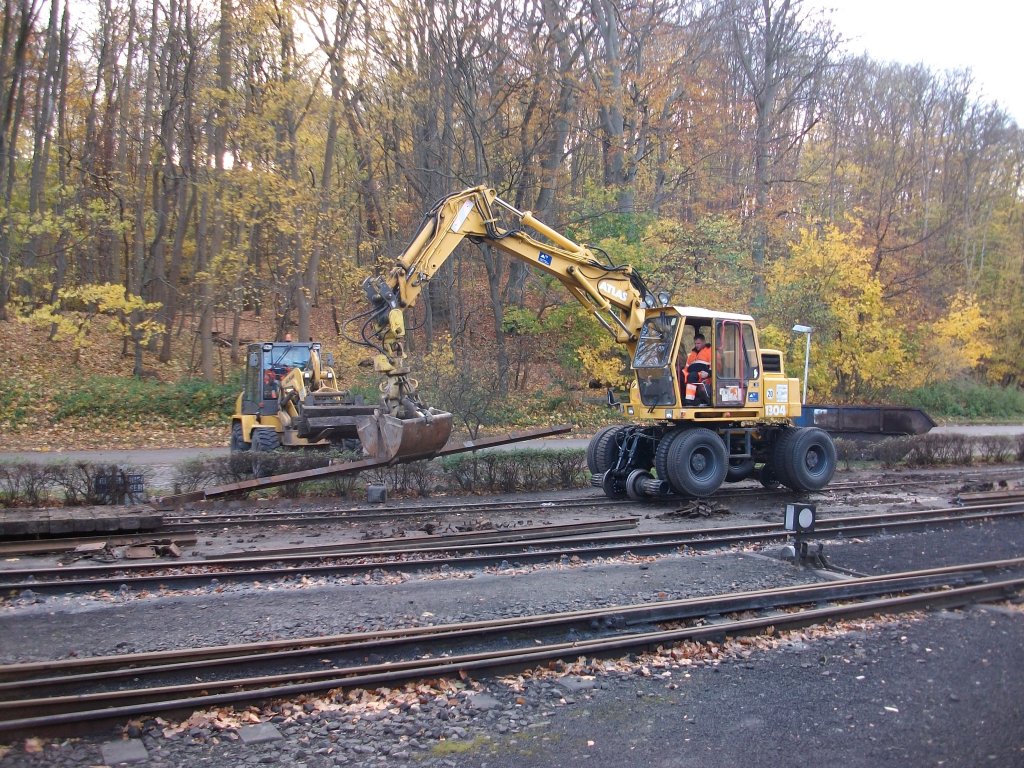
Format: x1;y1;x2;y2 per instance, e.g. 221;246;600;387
242;342;315;416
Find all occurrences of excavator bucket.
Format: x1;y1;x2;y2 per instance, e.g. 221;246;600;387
356;409;454;463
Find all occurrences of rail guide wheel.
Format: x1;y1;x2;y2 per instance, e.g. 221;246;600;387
601;470;628;499
625;469;654;500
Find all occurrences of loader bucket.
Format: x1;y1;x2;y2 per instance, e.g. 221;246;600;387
356;409;454;462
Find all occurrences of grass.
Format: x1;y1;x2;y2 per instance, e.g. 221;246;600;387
891;381;1024;421
431;736;491;756
51;376;238;426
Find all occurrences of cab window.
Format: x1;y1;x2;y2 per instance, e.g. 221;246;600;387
632;315;678;369
717;321;742;379
742;323;759;379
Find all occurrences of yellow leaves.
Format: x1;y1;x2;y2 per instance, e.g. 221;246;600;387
911;293;993;385
768;223;906;397
575;340;629;388
573;346;626;387
420;332;459;380
22;282;164;350
58;283;160;317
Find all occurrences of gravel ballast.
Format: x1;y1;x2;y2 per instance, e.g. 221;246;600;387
1;468;1023;767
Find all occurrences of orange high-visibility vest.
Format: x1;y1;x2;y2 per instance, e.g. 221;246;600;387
684;345;712;380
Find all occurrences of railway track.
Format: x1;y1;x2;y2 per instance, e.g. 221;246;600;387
2;557;1021;734
157;468;1024;530
4;498;1024;595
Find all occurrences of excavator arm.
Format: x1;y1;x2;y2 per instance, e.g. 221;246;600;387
352;186;654;462
365;187;649;346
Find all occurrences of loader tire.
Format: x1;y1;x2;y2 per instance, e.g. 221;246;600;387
250;428;281;478
252;428;281;452
230;422;250;453
781;427;836;492
586;425;626;475
664;428;727;497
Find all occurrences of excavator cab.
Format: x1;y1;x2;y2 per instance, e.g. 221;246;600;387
712;319;760;407
631;312;681;407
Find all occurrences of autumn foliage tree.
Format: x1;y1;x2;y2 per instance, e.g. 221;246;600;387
0;0;1019;407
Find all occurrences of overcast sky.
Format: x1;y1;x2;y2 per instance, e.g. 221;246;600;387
811;0;1023;125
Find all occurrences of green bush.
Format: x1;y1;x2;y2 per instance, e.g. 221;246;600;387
0;380;34;430
0;462;52;506
440;449;587;494
52;376;237;425
893;381;1024;421
904;434;975;466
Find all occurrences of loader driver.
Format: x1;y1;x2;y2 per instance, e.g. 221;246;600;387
683;333;712;406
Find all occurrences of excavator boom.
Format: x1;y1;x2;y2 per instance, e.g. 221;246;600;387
351;187;651;462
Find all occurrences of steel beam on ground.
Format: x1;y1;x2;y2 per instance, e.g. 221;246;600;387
154;424;573;507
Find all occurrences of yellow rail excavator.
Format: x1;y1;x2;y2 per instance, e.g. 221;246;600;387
345;185;836;498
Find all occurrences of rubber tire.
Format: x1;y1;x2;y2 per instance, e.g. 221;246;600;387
654;430;680;485
771;429;799;489
665;428;728;497
252;428;281;452
725;457;755;483
783;427;837;492
587;425;627;475
230;421;250;453
757;463;781;488
250;428;281;477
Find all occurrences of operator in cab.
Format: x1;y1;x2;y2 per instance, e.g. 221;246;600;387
683;333;712;406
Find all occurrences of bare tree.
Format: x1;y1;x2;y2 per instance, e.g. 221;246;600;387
726;0;837;302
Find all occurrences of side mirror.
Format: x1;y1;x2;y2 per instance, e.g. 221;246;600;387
606;387;621;408
325;353;335;367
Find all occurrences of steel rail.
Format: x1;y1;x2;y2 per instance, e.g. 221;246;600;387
0;572;979;710
155;469;1023;530
6;557;1022;692
196;499;1024;562
158;495;626;529
1;569;1021;733
3;501;1024;594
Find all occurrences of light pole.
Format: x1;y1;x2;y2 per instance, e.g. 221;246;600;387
792;324;814;404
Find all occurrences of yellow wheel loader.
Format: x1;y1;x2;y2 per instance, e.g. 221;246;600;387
229;341;450;460
346;185;836;497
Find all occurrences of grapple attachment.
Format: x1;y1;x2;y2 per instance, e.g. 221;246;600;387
356;408;454;462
